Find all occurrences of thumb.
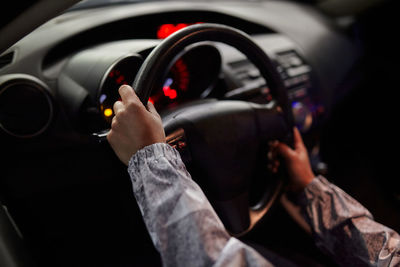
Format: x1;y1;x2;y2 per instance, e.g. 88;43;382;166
276;142;295;161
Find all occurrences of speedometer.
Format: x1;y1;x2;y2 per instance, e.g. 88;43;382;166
149;58;189;108
99;56;142;122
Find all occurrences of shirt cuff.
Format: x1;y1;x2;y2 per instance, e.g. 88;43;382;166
297;175;331;207
128;143;180;169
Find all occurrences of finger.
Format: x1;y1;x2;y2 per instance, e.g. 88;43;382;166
267;151;273;161
273;160;280;169
292;127;304;150
268;140;279;148
106;129;113;143
270;141;280;156
146;101;159;116
118;85;140;104
268;160;279;174
276;142;295;159
113;100;124;115
110;115;120;131
267;163;273;171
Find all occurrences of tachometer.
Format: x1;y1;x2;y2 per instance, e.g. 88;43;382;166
150;44;221;111
99;56;142;122
58;50;143;133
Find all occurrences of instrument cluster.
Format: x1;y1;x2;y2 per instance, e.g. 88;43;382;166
98;44;221;122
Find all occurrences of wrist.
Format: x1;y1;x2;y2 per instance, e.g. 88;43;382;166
299;175;315;190
290;172;315;192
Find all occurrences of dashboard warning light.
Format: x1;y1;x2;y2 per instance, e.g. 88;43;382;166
104;108;113;117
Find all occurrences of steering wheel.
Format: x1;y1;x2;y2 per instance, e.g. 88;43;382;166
132;23;293;236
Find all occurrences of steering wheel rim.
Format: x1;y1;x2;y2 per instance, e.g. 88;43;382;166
132;23;294;236
133;23;292;126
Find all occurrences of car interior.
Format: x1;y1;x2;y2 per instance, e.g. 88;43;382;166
0;0;399;266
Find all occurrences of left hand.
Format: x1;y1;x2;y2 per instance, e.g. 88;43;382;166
268;128;315;192
107;85;166;165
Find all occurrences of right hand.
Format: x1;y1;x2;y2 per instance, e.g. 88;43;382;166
271;128;315;192
107;85;166;166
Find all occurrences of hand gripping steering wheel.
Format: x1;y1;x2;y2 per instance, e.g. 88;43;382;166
133;23;294;236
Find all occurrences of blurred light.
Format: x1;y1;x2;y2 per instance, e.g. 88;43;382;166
164;78;173;87
157;23;202;39
104;108;113;117
163;85;177;99
163;78;177;99
116;75;125;84
99;94;107;104
157;24;180;39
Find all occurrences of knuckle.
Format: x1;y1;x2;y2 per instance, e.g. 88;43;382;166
106;131;113;142
153;114;162;124
111;117;119;130
113;100;121;109
126;100;142;112
154;112;162;120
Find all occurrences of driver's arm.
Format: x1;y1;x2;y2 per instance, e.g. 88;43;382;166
275;128;400;266
107;85;273;266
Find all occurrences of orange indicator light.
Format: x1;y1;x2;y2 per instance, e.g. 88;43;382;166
104;108;113;117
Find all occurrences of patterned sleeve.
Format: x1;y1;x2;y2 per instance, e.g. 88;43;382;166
127;143;272;267
299;176;400;266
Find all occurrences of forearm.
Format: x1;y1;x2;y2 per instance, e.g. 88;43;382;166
299;176;400;266
127;143;270;266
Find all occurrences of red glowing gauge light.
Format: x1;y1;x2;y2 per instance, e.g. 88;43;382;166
157;23;202;39
157;24;177;39
162;78;178;99
108;70;128;86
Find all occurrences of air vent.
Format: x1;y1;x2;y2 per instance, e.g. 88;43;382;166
0;51;15;70
0;74;53;138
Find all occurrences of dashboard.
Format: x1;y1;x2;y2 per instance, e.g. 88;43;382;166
0;1;357;141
